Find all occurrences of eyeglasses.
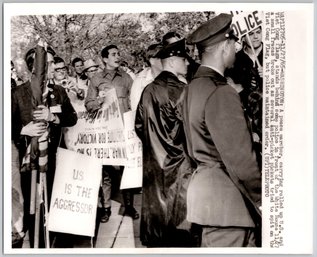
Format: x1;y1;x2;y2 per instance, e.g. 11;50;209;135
86;69;98;73
55;66;67;72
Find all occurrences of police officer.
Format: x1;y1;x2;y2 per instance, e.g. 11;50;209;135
183;13;262;247
135;39;194;247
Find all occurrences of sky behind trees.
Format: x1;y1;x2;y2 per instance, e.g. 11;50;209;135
11;11;214;80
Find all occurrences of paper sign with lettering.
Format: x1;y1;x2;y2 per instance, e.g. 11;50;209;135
120;111;143;189
48;148;102;236
63;88;127;166
231;11;263;39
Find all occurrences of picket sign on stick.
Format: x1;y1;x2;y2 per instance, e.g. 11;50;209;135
231;10;263;67
245;33;262;68
48;148;102;237
231;10;262;38
120;111;143;189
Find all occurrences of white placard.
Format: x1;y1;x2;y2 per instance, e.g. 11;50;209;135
48;148;102;237
63;88;127;166
231;10;263;39
3;3;313;254
120;111;143;189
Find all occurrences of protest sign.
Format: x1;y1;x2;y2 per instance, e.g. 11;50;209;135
63;88;127;166
230;10;263;66
231;10;262;39
48;148;102;237
4;4;313;254
120;111;143;189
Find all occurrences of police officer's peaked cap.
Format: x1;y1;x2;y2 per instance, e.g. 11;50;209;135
187;13;238;48
146;43;163;60
155;38;188;59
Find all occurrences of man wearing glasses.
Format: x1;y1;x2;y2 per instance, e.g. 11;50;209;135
51;57;84;102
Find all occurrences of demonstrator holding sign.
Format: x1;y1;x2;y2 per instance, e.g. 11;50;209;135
12;38;78;248
85;44;139;223
226;25;263;166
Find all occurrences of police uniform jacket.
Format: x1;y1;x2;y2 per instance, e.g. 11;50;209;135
182;66;261;227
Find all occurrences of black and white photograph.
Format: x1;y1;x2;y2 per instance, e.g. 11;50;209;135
3;2;313;254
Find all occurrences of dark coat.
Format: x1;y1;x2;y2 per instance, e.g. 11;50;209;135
12;81;78;155
12;81;78;200
226;47;263;167
135;71;193;247
12;80;77;241
226;47;263;98
182;66;261;228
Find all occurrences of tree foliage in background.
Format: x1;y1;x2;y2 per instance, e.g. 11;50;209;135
11;11;215;79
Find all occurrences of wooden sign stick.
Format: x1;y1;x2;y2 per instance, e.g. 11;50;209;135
246;33;262;68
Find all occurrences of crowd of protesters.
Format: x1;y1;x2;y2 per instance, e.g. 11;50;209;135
11;13;262;248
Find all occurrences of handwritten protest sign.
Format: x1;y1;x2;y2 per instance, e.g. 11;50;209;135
120;111;143;189
48;148;102;236
231;11;262;39
230;10;263;65
63;88;127;166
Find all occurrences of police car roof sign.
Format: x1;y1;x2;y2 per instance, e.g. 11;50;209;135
231;11;263;39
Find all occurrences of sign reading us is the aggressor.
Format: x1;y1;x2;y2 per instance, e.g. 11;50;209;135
48;148;102;236
231;11;263;39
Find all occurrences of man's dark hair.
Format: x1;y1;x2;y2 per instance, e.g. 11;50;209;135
101;45;118;58
24;46;56;72
242;26;262;47
53;56;65;65
162;31;181;46
72;57;83;67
